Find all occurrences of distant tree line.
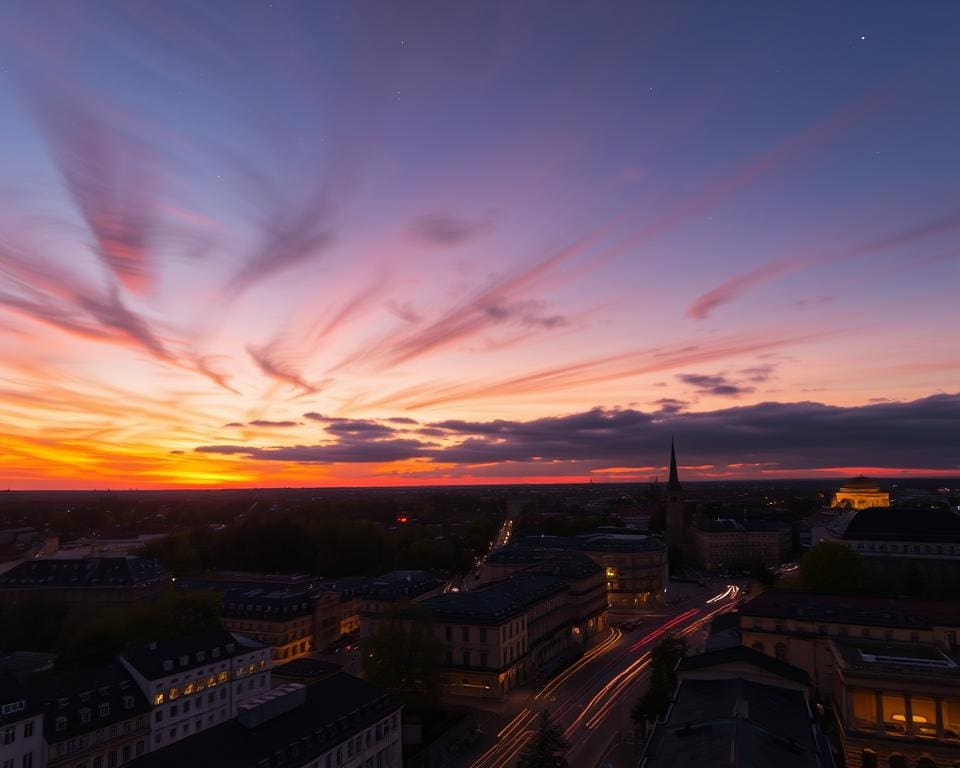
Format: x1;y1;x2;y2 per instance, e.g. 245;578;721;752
141;511;499;578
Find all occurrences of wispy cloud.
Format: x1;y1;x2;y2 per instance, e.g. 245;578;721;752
408;211;492;248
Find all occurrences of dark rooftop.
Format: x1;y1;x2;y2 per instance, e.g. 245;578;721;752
677;645;810;687
121;629;260;680
0;556;170;590
421;573;566;625
840;506;960;542
21;663;149;742
740;589;960;629
129;673;399;768
484;547;602;579
641;678;826;768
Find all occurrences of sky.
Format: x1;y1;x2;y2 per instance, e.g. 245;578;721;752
0;1;958;489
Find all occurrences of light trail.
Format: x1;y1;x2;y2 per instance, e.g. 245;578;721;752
535;627;621;701
628;607;700;652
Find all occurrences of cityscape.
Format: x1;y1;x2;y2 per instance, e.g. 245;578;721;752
1;3;958;768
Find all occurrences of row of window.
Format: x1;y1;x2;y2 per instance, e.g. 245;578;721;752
749;617;930;644
0;753;32;768
852;542;958;556
2;721;33;744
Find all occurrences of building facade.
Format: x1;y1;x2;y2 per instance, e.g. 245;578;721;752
0;557;171;606
830;637;960;768
832;477;890;510
0;676;43;768
691;518;792;571
739;589;960;697
118;630;271;752
129;674;401;768
417;573;578;699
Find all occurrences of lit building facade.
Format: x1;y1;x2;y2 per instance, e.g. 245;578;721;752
830;638;960;768
832;477;890;510
118;630;271;752
128;673;402;768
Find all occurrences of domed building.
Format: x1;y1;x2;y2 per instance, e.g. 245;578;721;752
831;476;889;509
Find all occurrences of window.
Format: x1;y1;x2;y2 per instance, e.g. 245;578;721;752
122;745;131;763
851;690;877;731
107;753;117;768
21;757;32;768
911;697;937;737
463;650;472;668
774;643;788;662
98;703;109;717
155;710;163;723
944;699;960;741
480;653;488;669
479;628;487;643
462;626;469;642
94;758;103;768
881;693;908;735
153;693;164;706
2;758;12;768
136;741;144;756
168;687;178;700
860;749;877;768
56;717;67;732
3;728;14;745
23;722;33;738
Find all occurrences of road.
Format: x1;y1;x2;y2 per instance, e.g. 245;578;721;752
461;585;743;768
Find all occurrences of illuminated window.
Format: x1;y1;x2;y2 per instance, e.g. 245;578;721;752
168;688;178;701
260;659;266;670
217;672;227;683
881;693;908;735
851;690;877;731
911;697;937;737
183;683;194;696
153;693;164;706
945;699;960;741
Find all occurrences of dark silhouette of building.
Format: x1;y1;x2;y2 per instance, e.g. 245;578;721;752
665;440;686;551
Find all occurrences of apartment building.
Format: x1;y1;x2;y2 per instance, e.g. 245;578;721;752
830;637;960;768
418;573;591;699
0;675;43;768
691;518;792;571
0;558;171;606
118;630;271;752
129;674;401;768
739;589;960;696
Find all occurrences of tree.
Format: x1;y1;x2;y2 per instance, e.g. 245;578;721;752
799;541;864;593
518;711;569;768
751;561;777;589
361;602;445;706
631;634;687;729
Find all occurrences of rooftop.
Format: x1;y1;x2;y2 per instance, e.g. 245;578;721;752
839;506;960;542
832;639;960;679
677;645;810;687
0;556;170;590
642;678;825;768
121;629;262;681
739;589;960;629
420;573;567;625
484;547;602;578
129;673;399;768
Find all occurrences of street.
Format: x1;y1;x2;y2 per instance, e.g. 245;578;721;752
458;584;743;768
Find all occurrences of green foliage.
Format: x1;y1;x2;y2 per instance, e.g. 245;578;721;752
800;541;864;593
361;603;445;707
631;634;687;726
517;711;569;768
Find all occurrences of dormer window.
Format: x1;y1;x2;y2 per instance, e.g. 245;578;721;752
180;655;189;666
212;648;220;658
196;651;206;663
123;696;134;710
162;660;173;672
98;703;110;717
55;717;67;732
80;708;92;724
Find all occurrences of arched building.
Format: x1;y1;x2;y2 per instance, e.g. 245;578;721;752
832;476;889;509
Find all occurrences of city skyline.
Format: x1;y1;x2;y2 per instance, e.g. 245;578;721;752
1;2;958;488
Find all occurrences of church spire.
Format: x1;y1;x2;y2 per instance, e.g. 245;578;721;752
667;438;681;491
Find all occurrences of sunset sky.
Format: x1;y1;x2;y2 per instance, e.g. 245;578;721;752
1;1;958;489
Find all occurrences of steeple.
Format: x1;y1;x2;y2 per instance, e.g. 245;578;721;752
667;438;681;491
